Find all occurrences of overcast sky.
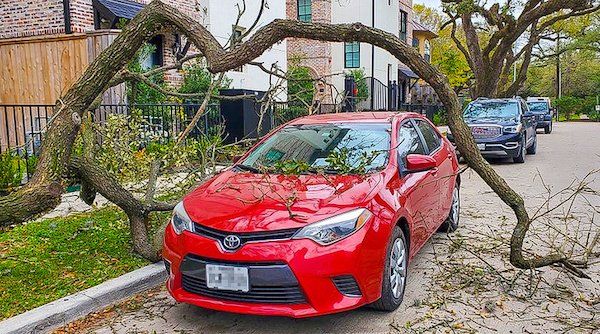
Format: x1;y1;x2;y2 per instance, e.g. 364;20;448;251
414;0;442;11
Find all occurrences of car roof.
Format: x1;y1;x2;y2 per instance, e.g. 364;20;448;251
287;112;422;125
473;98;519;103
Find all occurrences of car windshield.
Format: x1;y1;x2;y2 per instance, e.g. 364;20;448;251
240;123;391;174
463;101;519;120
527;102;549;113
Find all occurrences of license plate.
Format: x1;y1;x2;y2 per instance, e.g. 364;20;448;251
206;264;249;292
477;143;486;150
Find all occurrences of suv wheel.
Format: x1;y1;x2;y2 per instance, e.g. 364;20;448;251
526;134;537;155
544;122;552;134
513;137;526;163
370;226;407;312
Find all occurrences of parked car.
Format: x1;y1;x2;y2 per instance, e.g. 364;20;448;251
162;112;460;318
526;97;553;134
448;97;537;163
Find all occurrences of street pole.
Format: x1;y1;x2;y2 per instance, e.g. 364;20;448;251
555;32;561;121
370;0;375;110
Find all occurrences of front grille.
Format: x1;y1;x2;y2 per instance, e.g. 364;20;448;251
470;125;502;139
332;275;362;297
182;274;306;304
193;223;299;249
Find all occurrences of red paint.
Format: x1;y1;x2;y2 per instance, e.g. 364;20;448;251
163;112;459;318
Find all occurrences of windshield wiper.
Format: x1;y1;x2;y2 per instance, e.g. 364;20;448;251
235;164;261;173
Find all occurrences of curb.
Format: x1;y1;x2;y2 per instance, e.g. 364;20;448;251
0;262;167;334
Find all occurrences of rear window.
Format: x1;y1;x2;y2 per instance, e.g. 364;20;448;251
242;123;391;174
527;102;549;113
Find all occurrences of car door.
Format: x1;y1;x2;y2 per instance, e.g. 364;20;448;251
396;120;438;252
521;100;536;144
414;119;452;229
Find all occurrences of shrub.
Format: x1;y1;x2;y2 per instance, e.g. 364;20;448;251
433;109;447;126
0;151;23;191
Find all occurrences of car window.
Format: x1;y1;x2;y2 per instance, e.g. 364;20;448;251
397;121;426;159
464;101;519;120
527;101;549;113
241;123;391;174
416;120;441;153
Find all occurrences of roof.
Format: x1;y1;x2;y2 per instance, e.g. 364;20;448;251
398;67;419;79
93;0;144;21
412;21;438;39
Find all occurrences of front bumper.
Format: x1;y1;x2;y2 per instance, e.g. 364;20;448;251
162;220;387;318
449;133;522;158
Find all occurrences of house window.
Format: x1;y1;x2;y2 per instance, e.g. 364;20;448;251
140;35;164;70
412;37;419;49
232;26;245;71
399;10;408;41
424;40;431;63
344;42;360;68
298;0;312;22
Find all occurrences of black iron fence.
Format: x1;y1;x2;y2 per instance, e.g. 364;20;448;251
0;103;222;186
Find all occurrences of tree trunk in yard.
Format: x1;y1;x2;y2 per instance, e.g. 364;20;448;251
0;0;583;271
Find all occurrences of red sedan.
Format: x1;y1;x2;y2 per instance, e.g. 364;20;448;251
163;112;460;317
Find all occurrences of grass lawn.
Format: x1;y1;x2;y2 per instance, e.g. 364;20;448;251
0;207;151;320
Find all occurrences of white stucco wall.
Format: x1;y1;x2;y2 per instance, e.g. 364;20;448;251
207;0;287;100
330;0;401;105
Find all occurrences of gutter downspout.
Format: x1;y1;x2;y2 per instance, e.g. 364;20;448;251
370;0;375;110
63;0;72;34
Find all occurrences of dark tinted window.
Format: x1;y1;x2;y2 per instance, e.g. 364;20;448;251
416;120;441;153
397;121;425;158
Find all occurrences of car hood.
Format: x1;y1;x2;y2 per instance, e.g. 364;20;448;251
464;117;519;126
182;169;387;232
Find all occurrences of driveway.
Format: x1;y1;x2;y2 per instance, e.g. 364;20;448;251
63;122;600;334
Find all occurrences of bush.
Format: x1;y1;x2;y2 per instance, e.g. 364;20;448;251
0;151;23;191
433;109;447;126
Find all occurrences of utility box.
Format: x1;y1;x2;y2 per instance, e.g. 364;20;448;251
219;89;270;143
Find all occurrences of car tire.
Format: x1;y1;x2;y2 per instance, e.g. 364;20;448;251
370;226;408;312
526;134;537;155
440;182;460;232
545;122;552;134
513;137;526;163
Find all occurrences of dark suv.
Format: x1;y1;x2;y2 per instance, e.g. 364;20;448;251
448;97;537;163
526;97;553;134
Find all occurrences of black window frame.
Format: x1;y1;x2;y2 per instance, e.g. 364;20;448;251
344;42;360;68
414;119;441;154
397;119;427;164
297;0;312;22
399;10;408;41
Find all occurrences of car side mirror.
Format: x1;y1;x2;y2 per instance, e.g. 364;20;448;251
405;154;437;173
232;155;242;163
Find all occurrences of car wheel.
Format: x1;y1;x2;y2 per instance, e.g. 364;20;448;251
370;226;408;312
526;134;537;155
513;137;526;163
545;122;552;134
440;182;460;232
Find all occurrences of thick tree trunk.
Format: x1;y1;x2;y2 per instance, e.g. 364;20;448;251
0;0;578;271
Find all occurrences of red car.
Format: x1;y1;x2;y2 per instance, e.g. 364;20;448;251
163;112;460;318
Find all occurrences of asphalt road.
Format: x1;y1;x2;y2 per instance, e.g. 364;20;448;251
78;122;600;334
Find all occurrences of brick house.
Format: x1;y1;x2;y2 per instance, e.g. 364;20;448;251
0;0;286;152
0;0;287;105
286;0;438;109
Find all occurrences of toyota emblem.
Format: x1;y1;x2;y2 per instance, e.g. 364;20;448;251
223;235;242;250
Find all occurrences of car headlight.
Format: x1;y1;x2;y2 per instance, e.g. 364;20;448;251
292;208;373;245
171;201;193;235
503;124;522;134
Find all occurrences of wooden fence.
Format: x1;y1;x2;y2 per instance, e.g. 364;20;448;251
0;30;125;105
